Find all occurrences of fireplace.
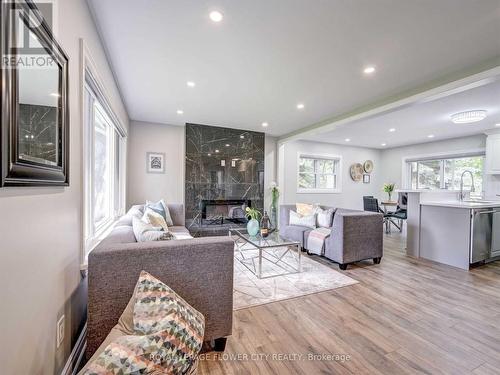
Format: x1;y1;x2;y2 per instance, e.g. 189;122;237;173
201;199;251;226
185;123;265;237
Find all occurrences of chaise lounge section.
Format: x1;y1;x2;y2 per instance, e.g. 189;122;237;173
280;205;383;270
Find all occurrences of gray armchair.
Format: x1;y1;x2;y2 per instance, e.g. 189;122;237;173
279;205;383;270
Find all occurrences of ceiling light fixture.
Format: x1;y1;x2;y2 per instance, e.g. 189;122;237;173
428;134;435;138
207;153;211;156
186;81;196;88
296;103;305;110
209;11;223;22
345;138;351;142
450;110;487;124
381;143;387;146
50;92;61;97
389;128;396;132
363;66;376;74
176;110;184;115
240;135;245;139
262;122;269;127
225;143;230;147
215;149;220;153
496;123;500;127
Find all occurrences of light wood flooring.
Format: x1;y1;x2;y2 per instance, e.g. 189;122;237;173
199;232;500;375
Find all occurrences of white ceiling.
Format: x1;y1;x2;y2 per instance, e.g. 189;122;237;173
304;79;500;149
88;0;500;137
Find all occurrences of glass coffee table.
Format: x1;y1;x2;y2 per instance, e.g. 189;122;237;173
229;229;301;279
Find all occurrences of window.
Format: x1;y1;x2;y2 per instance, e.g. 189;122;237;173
298;154;341;193
407;154;484;193
84;70;127;258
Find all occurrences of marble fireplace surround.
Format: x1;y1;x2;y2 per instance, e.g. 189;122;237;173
185;123;265;236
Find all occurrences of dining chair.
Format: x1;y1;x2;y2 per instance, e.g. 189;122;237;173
363;196;392;233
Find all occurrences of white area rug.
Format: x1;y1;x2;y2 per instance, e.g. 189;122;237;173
233;247;358;310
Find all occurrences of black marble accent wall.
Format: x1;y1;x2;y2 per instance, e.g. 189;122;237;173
185;123;265;233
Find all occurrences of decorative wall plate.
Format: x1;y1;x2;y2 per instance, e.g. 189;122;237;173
350;163;364;181
363;160;374;173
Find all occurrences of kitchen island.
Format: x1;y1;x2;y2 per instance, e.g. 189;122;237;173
419;200;500;270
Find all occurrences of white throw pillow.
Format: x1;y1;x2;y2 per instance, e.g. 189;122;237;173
132;216;171;242
289;210;317;229
316;207;335;228
296;203;315;216
142;207;169;232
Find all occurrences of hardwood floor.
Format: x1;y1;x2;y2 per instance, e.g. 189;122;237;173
199;232;500;375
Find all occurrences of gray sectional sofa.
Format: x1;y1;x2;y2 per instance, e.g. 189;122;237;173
280;205;383;270
86;204;235;360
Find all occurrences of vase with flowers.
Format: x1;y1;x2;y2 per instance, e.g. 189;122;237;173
269;182;280;229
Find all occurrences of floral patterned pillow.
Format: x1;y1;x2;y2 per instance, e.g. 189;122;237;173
83;271;205;375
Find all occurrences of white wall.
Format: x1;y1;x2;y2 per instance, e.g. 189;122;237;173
379;134;487;189
280;140;382;210
127;121;185;206
0;1;129;374
127;123;278;209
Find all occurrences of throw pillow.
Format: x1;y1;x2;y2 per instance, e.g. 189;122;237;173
316;207;335;228
289;210;317;229
142;207;169;232
296;203;315;216
82;271;205;375
146;199;174;226
132;216;172;242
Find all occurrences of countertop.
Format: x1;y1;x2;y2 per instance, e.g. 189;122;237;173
421;201;500;209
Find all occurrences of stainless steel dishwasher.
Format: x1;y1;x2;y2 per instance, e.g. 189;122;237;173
470;208;500;264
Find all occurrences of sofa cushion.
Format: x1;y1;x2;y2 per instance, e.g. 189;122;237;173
296;203;315;216
280;225;312;246
99;226;137;246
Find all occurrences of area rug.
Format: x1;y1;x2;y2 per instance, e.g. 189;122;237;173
233;247;358;310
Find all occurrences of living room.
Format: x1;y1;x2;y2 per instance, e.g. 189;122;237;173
1;1;500;374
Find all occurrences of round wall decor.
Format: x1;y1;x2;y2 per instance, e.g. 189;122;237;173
363;160;374;173
350;163;364;181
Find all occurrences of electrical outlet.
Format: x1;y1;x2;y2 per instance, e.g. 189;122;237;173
56;315;65;348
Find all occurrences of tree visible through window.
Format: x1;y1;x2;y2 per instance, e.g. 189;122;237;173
298;156;340;191
409;155;484;193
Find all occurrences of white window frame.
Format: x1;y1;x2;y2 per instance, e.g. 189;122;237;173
402;149;485;191
80;40;127;267
297;153;342;194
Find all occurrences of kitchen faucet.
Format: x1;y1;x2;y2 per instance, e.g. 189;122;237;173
459;170;475;201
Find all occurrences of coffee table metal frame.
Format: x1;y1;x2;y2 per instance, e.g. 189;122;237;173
230;229;302;279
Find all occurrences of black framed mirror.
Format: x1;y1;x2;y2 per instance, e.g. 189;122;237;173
1;0;69;186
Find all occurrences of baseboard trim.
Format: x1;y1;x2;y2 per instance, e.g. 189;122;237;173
61;323;87;375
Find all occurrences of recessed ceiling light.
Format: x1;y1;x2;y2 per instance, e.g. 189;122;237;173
186;81;196;87
296;103;305;110
209;11;223;22
451;110;487;124
176;110;184;115
428;134;435;138
240;135;245;139
389;128;396;132
345;138;351;142
496;123;500;127
225;143;230;147
262;122;269;127
381;143;387;146
215;149;220;153
207;153;211;156
363;66;376;74
50;92;61;97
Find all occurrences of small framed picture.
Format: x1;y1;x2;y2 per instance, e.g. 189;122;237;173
146;152;165;174
363;174;370;184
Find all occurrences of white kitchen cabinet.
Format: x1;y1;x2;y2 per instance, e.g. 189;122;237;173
485;134;500;174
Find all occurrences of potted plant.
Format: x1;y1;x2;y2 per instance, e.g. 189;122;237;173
269;182;280;228
245;207;262;236
383;183;396;202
